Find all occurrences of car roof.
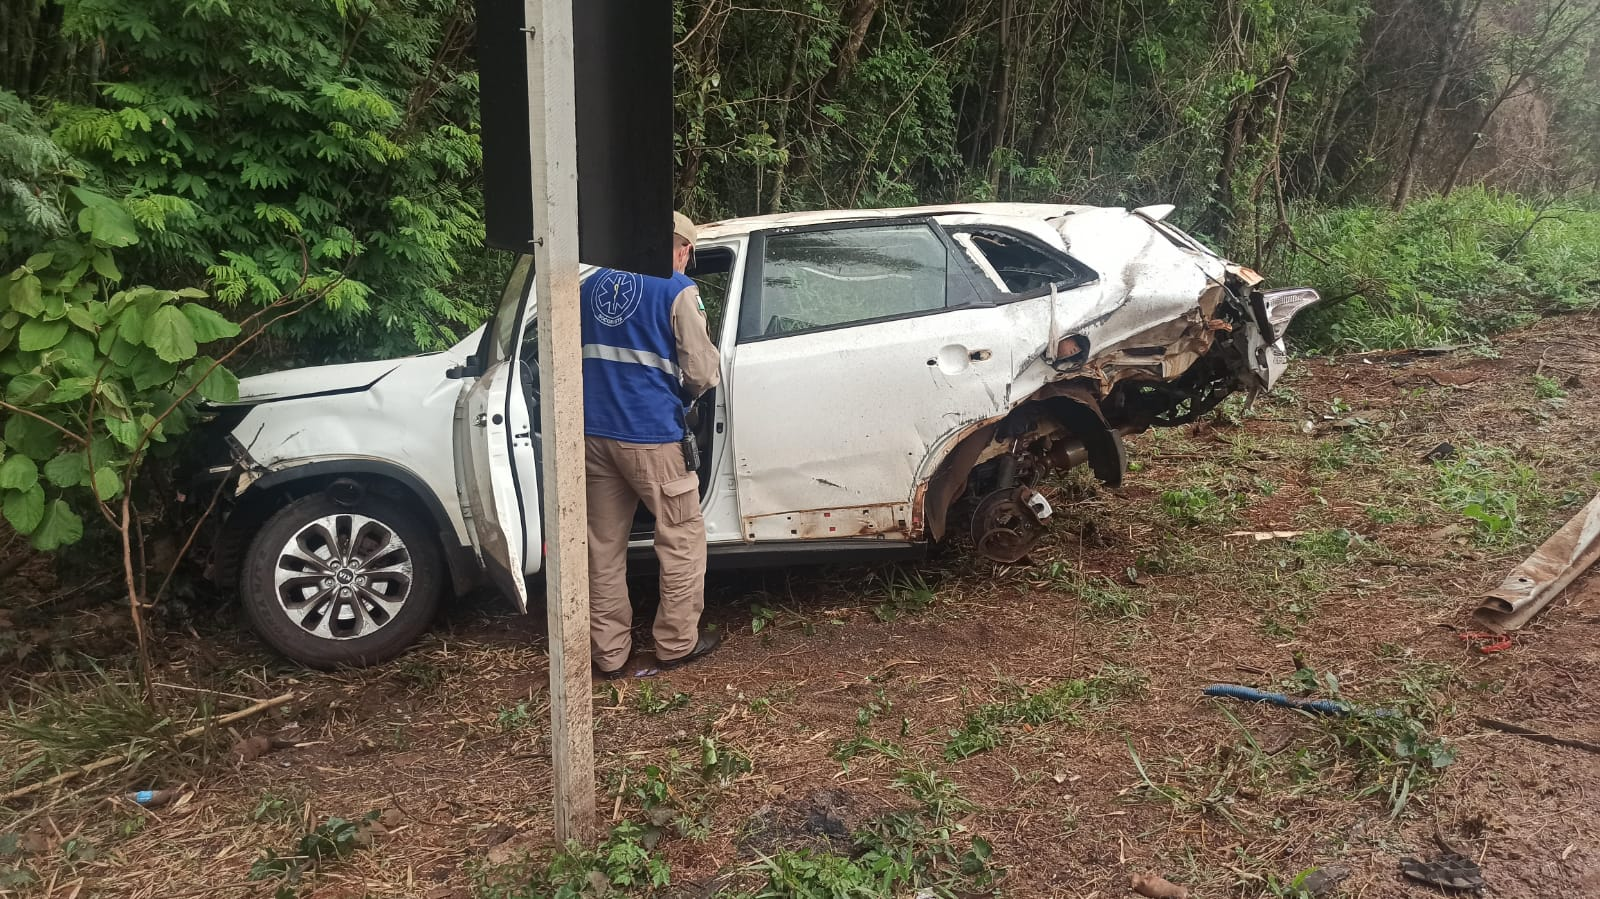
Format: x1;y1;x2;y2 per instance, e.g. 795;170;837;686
694;202;1103;243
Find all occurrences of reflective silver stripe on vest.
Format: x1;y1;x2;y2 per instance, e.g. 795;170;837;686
582;344;681;378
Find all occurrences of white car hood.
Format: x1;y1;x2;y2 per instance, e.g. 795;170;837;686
234;358;406;403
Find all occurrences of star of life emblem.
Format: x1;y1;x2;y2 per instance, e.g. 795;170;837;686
593;270;644;327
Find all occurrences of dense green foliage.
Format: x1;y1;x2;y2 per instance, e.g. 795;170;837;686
1282;189;1600;349
3;0;1599;552
8;0;484;363
1;89;237;551
7;0;1599;365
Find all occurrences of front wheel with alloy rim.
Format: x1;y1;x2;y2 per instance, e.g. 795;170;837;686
241;493;443;669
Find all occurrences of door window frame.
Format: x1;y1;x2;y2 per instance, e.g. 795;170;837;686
941;224;1098;304
736;216;992;344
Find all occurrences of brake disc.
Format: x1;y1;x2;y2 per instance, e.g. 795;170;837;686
970;489;1044;563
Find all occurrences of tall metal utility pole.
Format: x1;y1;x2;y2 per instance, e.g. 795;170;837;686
524;0;595;843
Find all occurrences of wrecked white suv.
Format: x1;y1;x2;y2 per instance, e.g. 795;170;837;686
188;203;1319;668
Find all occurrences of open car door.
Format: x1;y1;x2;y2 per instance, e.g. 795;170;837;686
455;257;542;612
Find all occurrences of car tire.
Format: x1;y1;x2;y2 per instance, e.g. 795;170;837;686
240;492;443;669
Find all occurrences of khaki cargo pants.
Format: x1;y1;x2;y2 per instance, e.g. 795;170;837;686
585;436;707;672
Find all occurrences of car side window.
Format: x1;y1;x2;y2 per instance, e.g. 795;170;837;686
948;228;1095;299
740;223;963;341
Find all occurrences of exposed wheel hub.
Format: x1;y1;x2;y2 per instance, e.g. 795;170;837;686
970;487;1045;563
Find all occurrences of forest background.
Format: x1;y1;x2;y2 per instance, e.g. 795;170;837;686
2;0;1599;556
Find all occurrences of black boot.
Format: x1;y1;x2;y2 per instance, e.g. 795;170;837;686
658;632;721;670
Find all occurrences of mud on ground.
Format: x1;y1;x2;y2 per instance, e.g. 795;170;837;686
3;313;1599;898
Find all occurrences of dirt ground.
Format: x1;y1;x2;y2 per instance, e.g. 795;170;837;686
4;313;1600;899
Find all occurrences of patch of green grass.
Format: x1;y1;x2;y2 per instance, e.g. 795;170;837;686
1430;443;1552;544
250;789;306;824
249;812;378;887
944;667;1147;761
872;570;939;622
1040;563;1147;618
726;770;1000;899
634;682;691;715
1160;486;1232;527
470;820;672;899
1533;374;1566;400
1365;505;1403;524
1132;665;1457;823
834;689;911;764
1277;189;1600;351
0;664;214;792
496;702;533;732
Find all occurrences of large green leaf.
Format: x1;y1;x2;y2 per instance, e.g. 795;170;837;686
3;414;61;459
90;251;122;282
0;454;39;491
43;451;90;488
181;304;241;342
69;187;139;248
3;484;46;534
5;372;50;404
185;357;240;403
66;306;98;333
57;331;97;371
144;305;198;363
31;499;84;550
92;467;123;501
18;318;68;351
94;380;131;414
117;305;145;344
108;336;141;367
100;414;141;449
129;352;178;390
8;275;44;316
45;377;95;403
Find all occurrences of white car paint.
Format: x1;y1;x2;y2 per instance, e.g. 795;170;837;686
214;201;1317;613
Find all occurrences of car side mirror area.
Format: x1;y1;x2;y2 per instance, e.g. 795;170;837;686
445;354;483;380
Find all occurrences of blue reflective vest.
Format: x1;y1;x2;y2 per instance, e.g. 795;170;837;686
580;268;695;443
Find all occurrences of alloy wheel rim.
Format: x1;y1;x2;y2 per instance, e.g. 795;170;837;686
272;513;414;640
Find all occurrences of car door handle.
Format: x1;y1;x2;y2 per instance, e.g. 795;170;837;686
969;349;992;362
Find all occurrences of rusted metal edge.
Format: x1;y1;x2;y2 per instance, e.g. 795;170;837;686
1473;491;1600;631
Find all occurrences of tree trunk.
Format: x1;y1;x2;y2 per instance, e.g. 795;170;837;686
1395;0;1479;208
1442;0;1600;196
768;24;808;214
1025;4;1075;164
822;0;880;96
985;0;1017;193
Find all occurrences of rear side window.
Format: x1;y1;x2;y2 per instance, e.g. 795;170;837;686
740;223;958;340
949;228;1095;299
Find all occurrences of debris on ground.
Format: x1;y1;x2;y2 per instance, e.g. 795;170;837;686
1297;864;1351;897
1475;717;1600;756
1456;632;1514;654
1130;871;1190;899
1202;684;1359;716
230;734;273;765
1474;491;1600;631
1422;442;1458;462
1399;851;1485;893
1224;530;1307;541
740;790;861;858
129;787;184;808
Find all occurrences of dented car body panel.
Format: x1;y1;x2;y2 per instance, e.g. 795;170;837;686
196;201;1319;630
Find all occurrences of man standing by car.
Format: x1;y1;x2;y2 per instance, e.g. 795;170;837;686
581;211;722;678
